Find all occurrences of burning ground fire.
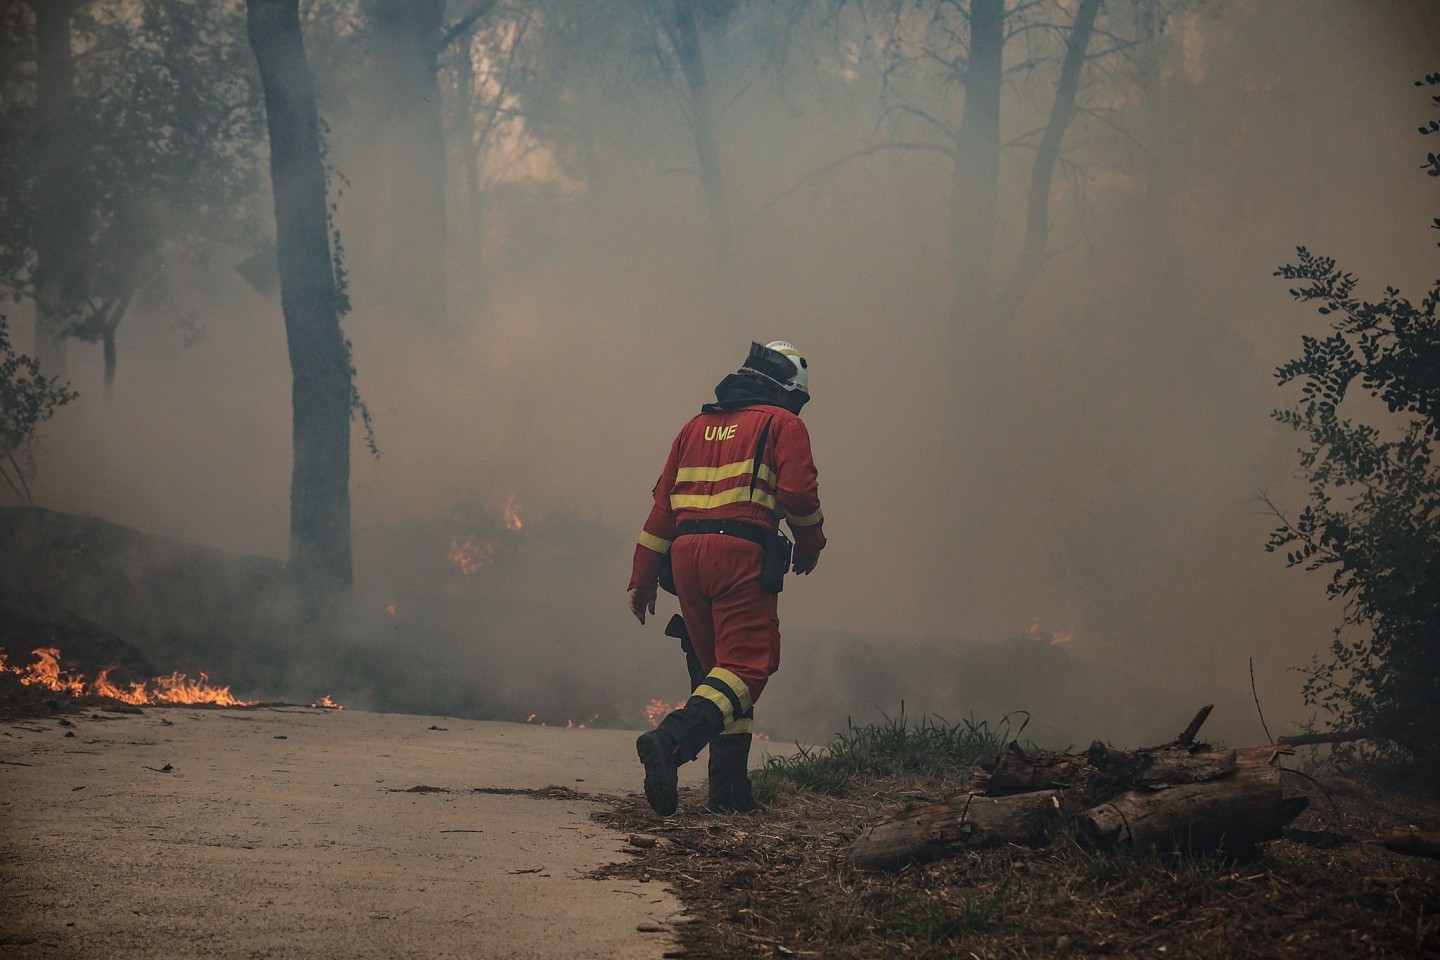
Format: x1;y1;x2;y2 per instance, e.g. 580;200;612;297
448;494;525;576
0;646;342;710
523;700;683;730
523;699;770;739
645;698;687;726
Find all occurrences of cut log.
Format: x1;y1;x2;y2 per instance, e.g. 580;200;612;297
969;743;1086;796
848;789;1063;871
1382;830;1440;860
1078;746;1303;850
1085;742;1236;789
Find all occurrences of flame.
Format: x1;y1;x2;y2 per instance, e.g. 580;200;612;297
92;666;149;705
644;698;687;727
524;711;599;729
1026;616;1076;646
448;536;498;574
3;646;257;707
17;647;87;696
503;494;523;531
386;603;398;615
310;695;343;710
446;496;526;575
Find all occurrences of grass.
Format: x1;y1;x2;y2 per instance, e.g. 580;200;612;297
593;707;1440;959
754;703;1028;798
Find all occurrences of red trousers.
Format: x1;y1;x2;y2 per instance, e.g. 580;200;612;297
669;534;780;705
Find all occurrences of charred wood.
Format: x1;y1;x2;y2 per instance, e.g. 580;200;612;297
1077;746;1304;851
848;789;1064;871
969;742;1086;796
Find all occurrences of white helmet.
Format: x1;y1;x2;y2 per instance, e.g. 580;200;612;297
742;340;809;396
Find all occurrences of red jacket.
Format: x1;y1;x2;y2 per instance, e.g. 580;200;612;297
629;404;826;591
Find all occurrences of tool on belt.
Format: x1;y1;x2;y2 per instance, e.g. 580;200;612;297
665;613;707;690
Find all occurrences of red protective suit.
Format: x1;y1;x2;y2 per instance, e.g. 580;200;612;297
630;403;826;712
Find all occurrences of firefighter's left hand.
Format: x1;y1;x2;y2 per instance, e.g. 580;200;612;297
628;586;657;624
793;551;819;575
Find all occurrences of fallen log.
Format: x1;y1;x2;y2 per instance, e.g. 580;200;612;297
1381;830;1440;860
1077;746;1305;851
1085;742;1236;790
968;743;1086;796
848;789;1063;871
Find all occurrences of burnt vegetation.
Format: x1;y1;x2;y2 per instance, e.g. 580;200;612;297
595;709;1440;959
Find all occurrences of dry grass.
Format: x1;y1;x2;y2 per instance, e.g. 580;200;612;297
593;728;1440;959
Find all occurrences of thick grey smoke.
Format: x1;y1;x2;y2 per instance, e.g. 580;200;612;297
20;0;1440;747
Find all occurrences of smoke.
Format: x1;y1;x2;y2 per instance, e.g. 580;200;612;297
17;0;1440;747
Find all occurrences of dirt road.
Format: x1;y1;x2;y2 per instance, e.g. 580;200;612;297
0;707;688;959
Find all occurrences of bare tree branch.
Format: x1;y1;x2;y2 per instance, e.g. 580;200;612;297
435;0;499;56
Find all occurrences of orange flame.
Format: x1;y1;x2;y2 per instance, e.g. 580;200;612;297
448;536;498;575
310;695;343;710
503;494;523;532
644;698;687;727
3;646;257;707
524;711;599;729
446;497;525;575
1026;616;1076;646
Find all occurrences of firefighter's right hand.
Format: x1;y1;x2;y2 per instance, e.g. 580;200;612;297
628;586;658;624
793;551;820;575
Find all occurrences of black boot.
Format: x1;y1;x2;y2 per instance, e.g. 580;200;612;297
707;733;764;813
635;696;725;815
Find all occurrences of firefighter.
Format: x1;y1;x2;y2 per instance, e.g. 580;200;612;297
627;340;826;815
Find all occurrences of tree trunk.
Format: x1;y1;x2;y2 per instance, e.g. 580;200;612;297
1078;746;1305;851
995;0;1101;320
670;0;738;315
246;0;353;593
32;0;85;375
371;0;448;331
100;287;133;400
848;789;1063;871
948;0;1003;336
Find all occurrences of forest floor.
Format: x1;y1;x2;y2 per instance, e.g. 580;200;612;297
594;737;1440;959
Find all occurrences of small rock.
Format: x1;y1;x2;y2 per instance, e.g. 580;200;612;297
636;922;665;933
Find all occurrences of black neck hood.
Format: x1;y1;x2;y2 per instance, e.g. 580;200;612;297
702;372;808;415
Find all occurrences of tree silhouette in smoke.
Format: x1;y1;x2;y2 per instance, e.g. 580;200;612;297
246;0;354;593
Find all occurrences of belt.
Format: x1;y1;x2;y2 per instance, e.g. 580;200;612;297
674;519;770;546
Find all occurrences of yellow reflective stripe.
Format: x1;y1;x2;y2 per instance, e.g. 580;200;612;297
637;531;672;554
721;717;754;735
787;507;824;527
707;667;753;714
670;487;779;513
693;685;736;723
674;459;777;487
